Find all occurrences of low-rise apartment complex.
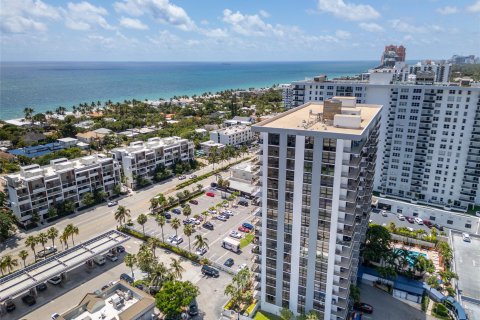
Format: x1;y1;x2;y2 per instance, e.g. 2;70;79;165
252;97;382;318
111;136;194;189
210;125;256;146
4;154;121;225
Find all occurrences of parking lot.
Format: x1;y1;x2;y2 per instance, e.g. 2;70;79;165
12;236;233;320
451;231;480;319
133;187;259;272
370;209;434;233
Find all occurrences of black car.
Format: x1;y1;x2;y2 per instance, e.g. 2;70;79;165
188;299;199;316
5;300;15;312
189;199;199;205
116;245;126;253
120;273;134;284
224;258;234;267
22;294;36;306
238;200;248;207
164;212;172;219
203;222;214;230
433;223;444;231
353;302;373;314
201;265;219;277
210;182;217;188
172;208;181;214
36;282;47;291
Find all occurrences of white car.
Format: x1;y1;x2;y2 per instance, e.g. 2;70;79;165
172;237;183;245
51;313;60;320
107;201;118;207
106;253;118;262
223;210;234;216
381;210;388;217
462;233;471;242
167;235;176;243
398;214;405;221
208;209;217;214
196;247;207;256
48;276;62;285
37;246;57;258
414;217;423;225
216;215;227;221
407;227;414;232
223;203;229;208
190;174;197;179
230;231;242;239
237;263;248;272
178;175;186;180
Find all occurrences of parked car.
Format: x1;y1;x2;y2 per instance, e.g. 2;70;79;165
397;214;405;221
230;231;242;239
51;313;60;320
206;192;215;197
178;175;186;180
433;223;444;231
37;246;57;258
172;208;181;214
407;227;414;232
167;235;176;243
423;220;433;228
405;216;415;223
183;218;193;225
5;299;15;312
208;209;217;214
116;245;126;253
220;213;230;219
371;208;380;214
381;210;388;217
36;282;47;292
189;299;199;316
414;217;423;225
190;174;197;179
238;200;248;207
222;210;234;216
237;263;248;272
22;294;36;306
164;212;172;219
354;302;373;314
196;247;207;256
107;201;118;207
120;273;134;284
48;276;62;285
210;182;217;188
172;237;184;245
242;222;254;230
238;226;250;233
462;233;471;242
224;258;234;267
203;222;214;230
189;199;199;205
201;265;219;277
216;215;227;222
106;253;118;262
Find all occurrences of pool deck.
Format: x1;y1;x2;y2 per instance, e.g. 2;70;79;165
392;243;442;273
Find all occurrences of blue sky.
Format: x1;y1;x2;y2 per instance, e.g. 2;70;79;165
1;0;479;61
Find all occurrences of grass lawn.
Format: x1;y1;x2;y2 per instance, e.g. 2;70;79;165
254;310;281;320
240;233;255;249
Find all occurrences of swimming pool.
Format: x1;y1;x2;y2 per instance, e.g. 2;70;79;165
394;249;427;267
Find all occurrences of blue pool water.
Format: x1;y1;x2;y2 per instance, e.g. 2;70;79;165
394;249;428;267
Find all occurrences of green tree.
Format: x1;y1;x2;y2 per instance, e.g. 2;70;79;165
25;235;37;258
36;232;48;255
124;253;137;279
362;225;392;264
224;268;253;311
0;210;17;240
148;237;162;258
64;224;79;246
47;207;58;219
18;250;29;268
136;246;155;277
137;213;148;235
350;284;361;303
114;205;131;227
81;192;95;207
439;270;458;286
156;214;166;242
171;218;181;238
47;227;59;248
193;234;209;251
0;255;18;274
169;257;185;280
280;307;294;320
155;281;199;318
183;224;194;252
150;198;159;213
183;204;192;219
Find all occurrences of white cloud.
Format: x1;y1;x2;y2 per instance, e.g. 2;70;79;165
222;9;280;37
64;2;114;31
0;0;60;33
335;30;351;39
200;28;228;38
259;10;270;18
87;35;115;48
119;17;148;29
317;0;380;21
114;0;195;31
467;0;480;12
200;20;209;26
358;22;384;32
436;6;458;15
389;19;427;33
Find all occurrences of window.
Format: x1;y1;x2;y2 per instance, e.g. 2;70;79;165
465;223;471;229
429;216;436;221
447;220;453;225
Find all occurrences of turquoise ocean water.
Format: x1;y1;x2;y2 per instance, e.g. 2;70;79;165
0;61;377;120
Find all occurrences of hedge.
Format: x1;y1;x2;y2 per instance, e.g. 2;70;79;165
421;293;429;312
432;303;450;320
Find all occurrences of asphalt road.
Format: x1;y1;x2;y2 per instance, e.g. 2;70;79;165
370;209;434;234
0;155;250;266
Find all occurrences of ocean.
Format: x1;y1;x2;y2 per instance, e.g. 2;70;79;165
0;61;377;120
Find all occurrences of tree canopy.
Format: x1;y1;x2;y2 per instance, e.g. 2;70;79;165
155;280;199;317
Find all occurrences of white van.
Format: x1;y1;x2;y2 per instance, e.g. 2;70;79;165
93;255;106;265
222;237;240;253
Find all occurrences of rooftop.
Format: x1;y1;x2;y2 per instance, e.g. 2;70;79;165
254;97;381;137
212;125;251;135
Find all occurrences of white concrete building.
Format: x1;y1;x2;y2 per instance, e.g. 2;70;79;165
287;72;480;212
279;84;294;109
227;161;260;196
111;136;194;189
4;154;121;225
252;97;382;318
199;140;225;155
209;125;256;146
408;61;451;83
224;116;255;127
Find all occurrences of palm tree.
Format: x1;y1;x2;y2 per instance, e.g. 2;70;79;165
23;107;34;123
47;227;59;248
171;218;181;238
65;224;79;246
1;255;18;273
137;213;148;235
150;261;169;288
60;231;69;249
25;235;38;259
168;196;176;206
201;210;209;222
36;232;48;255
155;215;166;242
148;237;162;258
124;253;137;279
193;234;209;251
114;205;131;227
169;258;185;280
150;198;159;213
18;250;29;268
183;225;194;252
183;204;192;220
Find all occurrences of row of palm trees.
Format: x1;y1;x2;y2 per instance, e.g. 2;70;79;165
0;224;79;276
207;144;249;171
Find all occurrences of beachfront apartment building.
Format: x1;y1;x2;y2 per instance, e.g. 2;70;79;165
209;125;256;146
286;72;480;211
4;154;121;225
252;97;382;318
111;136;194;189
408;60;451;83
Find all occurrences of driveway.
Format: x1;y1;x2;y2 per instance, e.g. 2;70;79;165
359;284;432;320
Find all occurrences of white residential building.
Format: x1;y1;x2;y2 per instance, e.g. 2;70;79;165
4;154;121;225
227;161;261;196
209;125;256;146
279;84;294;109
408;60;451;83
111;136;194;189
199;140;225;155
252;97;382;318
287;72;480;211
224;116;255;127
